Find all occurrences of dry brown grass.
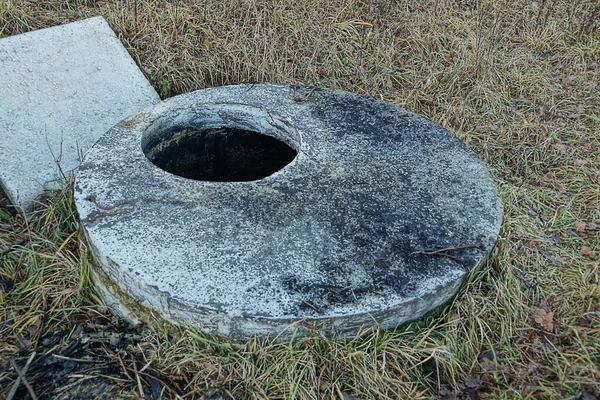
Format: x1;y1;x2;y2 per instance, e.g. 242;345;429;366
1;0;599;398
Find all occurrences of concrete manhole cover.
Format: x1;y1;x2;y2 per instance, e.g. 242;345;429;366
74;84;502;340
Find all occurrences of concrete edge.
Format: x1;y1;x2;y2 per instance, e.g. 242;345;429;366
86;241;494;342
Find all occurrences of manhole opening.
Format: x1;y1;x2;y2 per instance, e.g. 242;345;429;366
144;127;298;182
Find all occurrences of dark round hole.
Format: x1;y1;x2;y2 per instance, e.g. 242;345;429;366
145;127;297;182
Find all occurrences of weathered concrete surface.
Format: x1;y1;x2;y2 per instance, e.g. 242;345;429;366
0;17;160;209
75;84;503;340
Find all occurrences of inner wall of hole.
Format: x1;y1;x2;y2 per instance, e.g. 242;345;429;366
145;127;298;181
140;105;302;182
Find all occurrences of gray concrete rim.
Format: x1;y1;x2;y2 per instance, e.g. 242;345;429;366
74;84;503;340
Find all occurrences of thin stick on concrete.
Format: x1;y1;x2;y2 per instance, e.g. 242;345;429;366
419;244;482;261
292;85;316;102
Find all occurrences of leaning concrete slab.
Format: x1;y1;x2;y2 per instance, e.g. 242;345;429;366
75;84;503;341
0;16;160;209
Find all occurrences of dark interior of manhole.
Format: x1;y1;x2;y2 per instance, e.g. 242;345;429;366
144;127;297;181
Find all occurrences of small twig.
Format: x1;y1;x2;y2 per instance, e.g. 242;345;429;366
292;85;316;103
85;195;137;223
87;373;131;384
139;360;152;373
7;352;37;400
299;300;321;313
420;244;481;255
33;313;46;352
131;369;182;399
39;344;61;359
132;361;145;399
117;355;134;381
245;81;257;92
86;195;136;212
419;244;481;261
52;354;101;363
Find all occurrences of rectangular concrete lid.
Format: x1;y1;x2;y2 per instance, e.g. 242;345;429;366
0;16;160;210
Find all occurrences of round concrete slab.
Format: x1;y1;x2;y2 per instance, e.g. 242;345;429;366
74;84;502;340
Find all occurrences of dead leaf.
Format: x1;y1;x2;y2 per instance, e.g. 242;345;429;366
444;50;457;63
533;307;555;332
202;37;214;51
203;362;220;375
523;240;539;250
572;105;585;116
526;330;534;342
536;104;549;117
581;246;596;260
582;140;594;153
480;357;496;372
439;387;460;400
564;229;581;238
552;143;569;154
555;105;584;119
480;372;494;383
561;76;575;88
550;234;563;245
595;370;600;380
464;375;482;389
15;334;32;351
575;221;588;235
539;250;565;266
574;159;590;166
551;182;567;194
318;380;331;392
448;311;461;327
